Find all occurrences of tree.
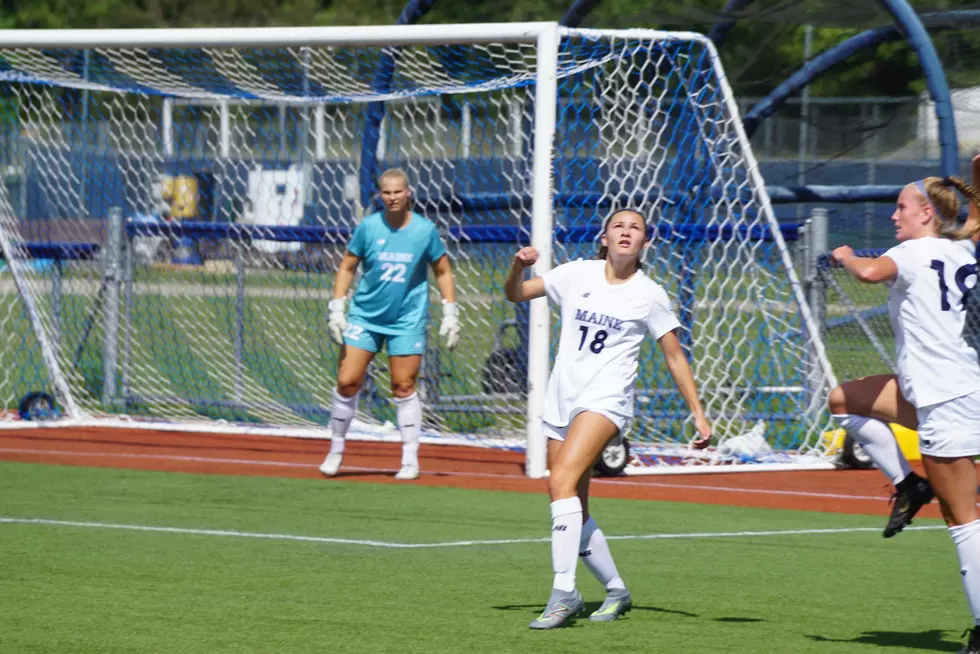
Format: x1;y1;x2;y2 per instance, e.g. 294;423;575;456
1;0;979;97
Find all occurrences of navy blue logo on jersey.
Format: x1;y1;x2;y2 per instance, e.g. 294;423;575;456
582;292;590;298
574;309;624;331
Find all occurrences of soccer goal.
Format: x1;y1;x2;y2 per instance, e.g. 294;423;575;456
0;23;839;476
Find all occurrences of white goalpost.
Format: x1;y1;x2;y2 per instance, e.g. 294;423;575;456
0;22;840;476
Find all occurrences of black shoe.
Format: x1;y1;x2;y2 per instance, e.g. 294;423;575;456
883;472;934;538
959;627;980;654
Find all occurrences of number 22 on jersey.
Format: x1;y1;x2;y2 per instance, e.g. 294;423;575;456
930;259;978;311
379;262;407;283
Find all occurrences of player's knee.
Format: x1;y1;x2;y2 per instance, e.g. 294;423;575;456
390;379;416;398
827;385;847;415
336;377;363;397
547;465;579;499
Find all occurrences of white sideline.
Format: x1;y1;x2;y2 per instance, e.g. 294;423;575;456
0;446;897;501
0;517;947;549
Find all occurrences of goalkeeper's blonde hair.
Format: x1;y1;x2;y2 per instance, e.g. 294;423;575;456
378;167;411;189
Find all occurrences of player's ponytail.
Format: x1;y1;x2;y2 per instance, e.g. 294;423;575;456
927;176;980;241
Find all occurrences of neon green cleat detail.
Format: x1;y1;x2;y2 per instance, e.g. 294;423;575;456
529;589;584;629
589;588;632;622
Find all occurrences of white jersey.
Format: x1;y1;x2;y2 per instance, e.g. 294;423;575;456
884;237;980;407
541;259;681;427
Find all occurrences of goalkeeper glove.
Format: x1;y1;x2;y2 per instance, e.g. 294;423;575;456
439;300;461;350
328;298;348;345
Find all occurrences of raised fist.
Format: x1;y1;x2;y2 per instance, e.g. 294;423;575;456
514;246;539;268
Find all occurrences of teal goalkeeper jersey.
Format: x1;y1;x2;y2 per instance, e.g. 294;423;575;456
346;211;447;335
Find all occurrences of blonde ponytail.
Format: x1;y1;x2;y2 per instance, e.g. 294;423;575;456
928;176;980;241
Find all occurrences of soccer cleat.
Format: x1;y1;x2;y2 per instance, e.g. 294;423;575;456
589;587;632;622
318;452;343;477
959;627;980;654
529;588;584;630
883;471;935;538
394;464;420;480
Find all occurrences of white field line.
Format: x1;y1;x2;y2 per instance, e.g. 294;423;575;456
0;516;948;549
0;446;899;502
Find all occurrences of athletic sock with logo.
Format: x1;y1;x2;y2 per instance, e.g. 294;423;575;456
579;516;626;590
951;519;980;626
394;392;422;468
328;390;358;456
551;497;583;592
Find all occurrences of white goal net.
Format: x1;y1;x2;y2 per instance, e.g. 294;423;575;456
0;24;839;475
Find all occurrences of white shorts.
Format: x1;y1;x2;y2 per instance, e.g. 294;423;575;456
542;409;628;442
917;388;980;458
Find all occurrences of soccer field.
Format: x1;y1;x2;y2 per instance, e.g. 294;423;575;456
0;459;966;653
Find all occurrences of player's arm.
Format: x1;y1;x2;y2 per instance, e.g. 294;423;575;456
431;254;456;303
505;247;545;303
831;245;897;284
332;251;361;300
658;330;711;449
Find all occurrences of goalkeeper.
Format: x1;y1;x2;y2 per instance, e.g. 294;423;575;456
318;168;460;480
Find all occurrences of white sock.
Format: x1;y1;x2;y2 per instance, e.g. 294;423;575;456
579;516;626;591
550;497;583;592
394;392;422;468
833;414;912;485
951;519;980;626
329;390;358;456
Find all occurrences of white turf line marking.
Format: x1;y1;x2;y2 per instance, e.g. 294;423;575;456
0;447;897;502
0;517;948;548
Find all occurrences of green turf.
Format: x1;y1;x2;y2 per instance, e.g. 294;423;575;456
0;460;968;653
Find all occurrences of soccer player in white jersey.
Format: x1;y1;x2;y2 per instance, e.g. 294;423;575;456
829;173;980;653
505;208;712;629
318;168;460;481
827;159;980;540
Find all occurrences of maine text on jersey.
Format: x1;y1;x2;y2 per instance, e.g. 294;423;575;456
378;251;414;263
574;309;625;331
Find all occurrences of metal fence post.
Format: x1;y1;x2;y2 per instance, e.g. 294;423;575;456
801;207;829;413
121;219;134;406
797;219;809;284
808;207;828;336
234;246;246;405
102;206;123;408
51;257;62;361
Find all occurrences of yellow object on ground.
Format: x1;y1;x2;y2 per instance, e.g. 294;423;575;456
822;423;921;462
